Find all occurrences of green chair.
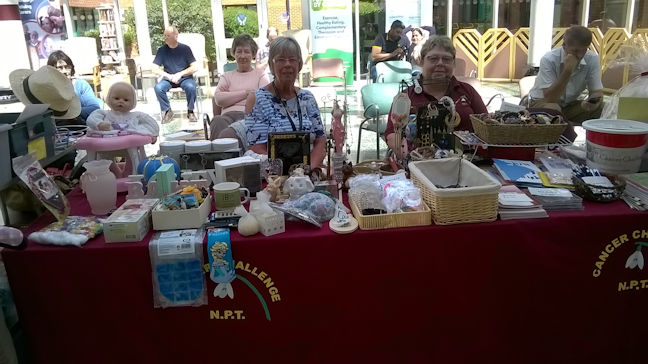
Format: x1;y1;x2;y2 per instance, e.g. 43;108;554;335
375;60;413;84
223;62;238;72
356;82;401;163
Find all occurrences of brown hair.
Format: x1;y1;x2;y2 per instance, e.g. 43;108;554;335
230;34;259;58
564;25;592;47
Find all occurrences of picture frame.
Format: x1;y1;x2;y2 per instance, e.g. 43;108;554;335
268;132;310;175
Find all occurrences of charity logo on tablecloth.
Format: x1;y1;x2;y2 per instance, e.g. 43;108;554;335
591;229;648;292
207;229;281;321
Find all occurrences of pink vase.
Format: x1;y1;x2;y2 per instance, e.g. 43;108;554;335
81;159;117;215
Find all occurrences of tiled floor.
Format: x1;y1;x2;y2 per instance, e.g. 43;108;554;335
132;80;522;163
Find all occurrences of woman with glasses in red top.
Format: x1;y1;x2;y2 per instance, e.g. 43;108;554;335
385;35;487;152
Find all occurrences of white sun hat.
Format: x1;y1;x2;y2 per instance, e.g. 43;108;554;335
9;65;81;119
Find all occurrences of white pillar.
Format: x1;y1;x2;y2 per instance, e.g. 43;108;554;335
492;0;499;28
0;0;30;86
626;0;635;31
113;0;126;62
420;0;432;26
61;0;74;38
446;0;453;37
258;0;269;46
528;0;554;67
581;0;590;26
133;0;152;58
355;0;360;81
211;0;226;73
161;0;169;28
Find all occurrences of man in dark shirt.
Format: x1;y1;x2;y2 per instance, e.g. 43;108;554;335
370;20;408;82
153;25;198;123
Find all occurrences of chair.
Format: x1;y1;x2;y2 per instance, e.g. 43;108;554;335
282;29;312;87
519;75;537;106
60;37;101;97
76;134;153;192
356;83;401;163
375;60;413;84
223;62;238;72
310;57;347;128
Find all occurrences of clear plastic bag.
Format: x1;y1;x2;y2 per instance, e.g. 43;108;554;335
601;45;648;119
12;152;70;223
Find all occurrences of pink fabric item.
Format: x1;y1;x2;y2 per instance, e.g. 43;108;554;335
76;134;153;151
214;68;270;114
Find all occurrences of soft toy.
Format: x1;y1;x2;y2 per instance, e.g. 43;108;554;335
87;82;159;143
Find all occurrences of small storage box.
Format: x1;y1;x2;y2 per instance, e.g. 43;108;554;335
409;159;501;225
349;198;431;230
152;196;211;230
104;199;159;242
0;105;56;161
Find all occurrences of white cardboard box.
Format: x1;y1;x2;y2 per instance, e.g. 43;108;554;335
152;196;211;230
104;199;159;242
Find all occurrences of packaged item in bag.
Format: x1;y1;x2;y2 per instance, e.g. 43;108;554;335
12;152;70;223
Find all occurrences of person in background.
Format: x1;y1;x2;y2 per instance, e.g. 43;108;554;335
47;50;102;123
153;25;198;124
255;26;278;72
244;36;326;169
384;35;487;152
403;25;436;67
528;25;603;125
210;34;270;140
370;20;408;82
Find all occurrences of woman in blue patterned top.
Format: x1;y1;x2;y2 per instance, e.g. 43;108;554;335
244;36;327;169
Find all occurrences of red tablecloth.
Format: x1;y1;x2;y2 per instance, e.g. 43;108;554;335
3;189;648;363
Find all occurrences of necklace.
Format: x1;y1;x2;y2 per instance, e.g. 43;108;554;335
271;81;303;131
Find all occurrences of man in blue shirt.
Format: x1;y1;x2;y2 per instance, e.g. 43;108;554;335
153;25;198;123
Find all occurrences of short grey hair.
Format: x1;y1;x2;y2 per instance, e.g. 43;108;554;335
420;35;456;60
268;36;303;75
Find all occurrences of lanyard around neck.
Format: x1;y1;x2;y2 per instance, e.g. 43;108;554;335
272;82;302;131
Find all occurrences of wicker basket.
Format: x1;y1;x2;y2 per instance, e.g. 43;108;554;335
470;114;567;145
349;198;431;230
409;158;501;225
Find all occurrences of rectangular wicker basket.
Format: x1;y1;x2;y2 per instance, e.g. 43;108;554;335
470;114;567;145
349;198;431;230
409;159;501;225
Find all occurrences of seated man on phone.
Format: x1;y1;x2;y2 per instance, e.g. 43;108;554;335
528;25;603;124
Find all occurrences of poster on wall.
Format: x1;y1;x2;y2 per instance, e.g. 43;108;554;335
386;0;421;32
18;0;66;69
309;0;353;84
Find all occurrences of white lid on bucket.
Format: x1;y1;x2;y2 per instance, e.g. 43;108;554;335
582;119;648;135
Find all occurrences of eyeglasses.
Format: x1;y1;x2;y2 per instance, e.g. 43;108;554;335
274;57;300;65
424;56;454;65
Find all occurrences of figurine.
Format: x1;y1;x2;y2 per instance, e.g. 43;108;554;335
283;167;314;200
87;82;160;143
331;100;345;153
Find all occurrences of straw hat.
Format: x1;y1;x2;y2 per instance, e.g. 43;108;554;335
9;65;81;119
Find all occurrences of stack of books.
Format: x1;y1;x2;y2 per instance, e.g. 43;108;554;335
621;173;648;211
498;184;548;220
527;187;583;211
492;158;543;188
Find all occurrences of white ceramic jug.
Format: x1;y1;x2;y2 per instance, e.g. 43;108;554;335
81;159;117;215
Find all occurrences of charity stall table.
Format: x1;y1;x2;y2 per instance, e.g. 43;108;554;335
2;188;648;363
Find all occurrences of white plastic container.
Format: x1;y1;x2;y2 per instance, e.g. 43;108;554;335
582;119;648;174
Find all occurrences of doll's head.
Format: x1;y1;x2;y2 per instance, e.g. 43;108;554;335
106;82;137;113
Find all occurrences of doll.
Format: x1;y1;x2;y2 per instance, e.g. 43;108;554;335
87;82;159;143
